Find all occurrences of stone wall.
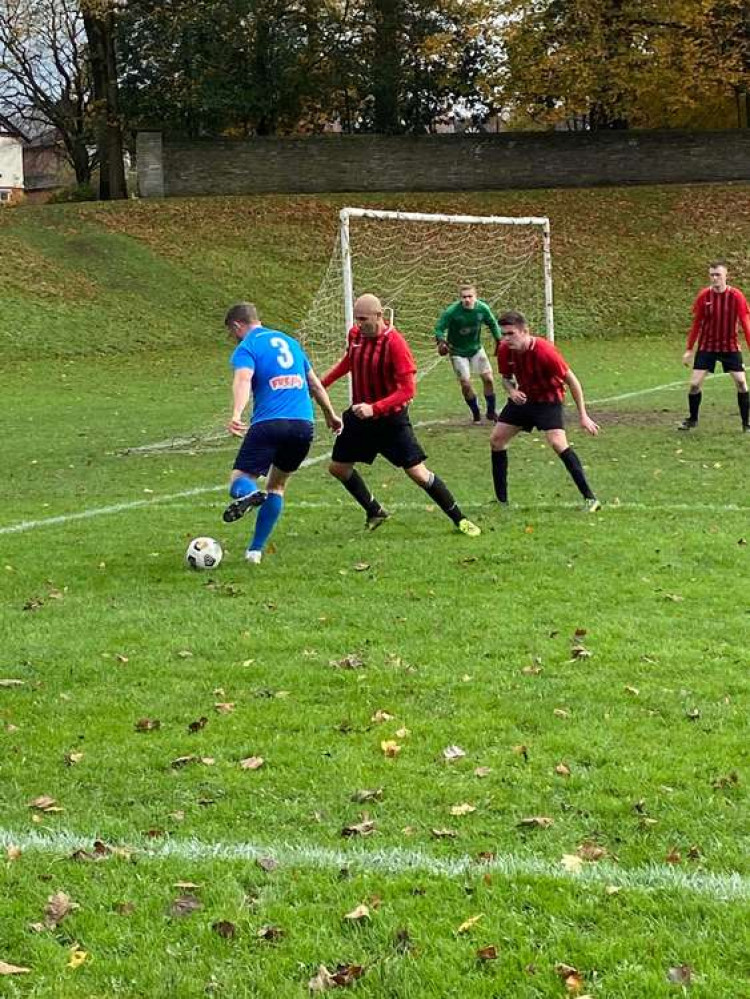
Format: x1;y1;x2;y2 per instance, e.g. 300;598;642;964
137;130;750;197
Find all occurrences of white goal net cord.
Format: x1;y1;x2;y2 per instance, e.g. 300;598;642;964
123;209;551;456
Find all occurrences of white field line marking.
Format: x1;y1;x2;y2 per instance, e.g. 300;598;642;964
0;421;446;537
1;828;747;900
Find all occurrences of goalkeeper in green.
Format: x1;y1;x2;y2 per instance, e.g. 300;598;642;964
434;284;502;422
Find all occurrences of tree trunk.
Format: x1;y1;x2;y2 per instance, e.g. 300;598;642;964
372;0;402;133
83;6;127;199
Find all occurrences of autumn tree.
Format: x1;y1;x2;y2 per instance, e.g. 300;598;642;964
498;0;750;130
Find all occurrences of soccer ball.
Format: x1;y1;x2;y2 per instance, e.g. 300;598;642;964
185;537;223;570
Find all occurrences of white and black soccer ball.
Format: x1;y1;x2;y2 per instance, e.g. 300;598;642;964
185;537;223;570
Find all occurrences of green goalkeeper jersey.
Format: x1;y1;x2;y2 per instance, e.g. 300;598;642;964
434;300;501;358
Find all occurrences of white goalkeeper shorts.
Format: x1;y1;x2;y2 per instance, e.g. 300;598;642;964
450;347;493;380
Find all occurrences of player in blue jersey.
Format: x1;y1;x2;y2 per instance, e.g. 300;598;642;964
222;302;341;563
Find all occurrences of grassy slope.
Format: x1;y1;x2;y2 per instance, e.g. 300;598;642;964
1;184;750;360
2;188;750;997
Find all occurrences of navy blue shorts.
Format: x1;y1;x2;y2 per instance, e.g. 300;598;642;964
693;350;744;373
234;419;314;476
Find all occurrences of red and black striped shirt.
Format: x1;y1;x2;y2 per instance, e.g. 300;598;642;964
687;286;750;353
496;337;569;403
322;326;417;417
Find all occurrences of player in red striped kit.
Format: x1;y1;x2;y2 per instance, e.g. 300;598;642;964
680;261;750;432
322;293;481;536
490;311;601;512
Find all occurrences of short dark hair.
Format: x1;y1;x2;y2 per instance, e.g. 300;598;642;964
498;310;527;328
225;301;259;326
708;260;727;271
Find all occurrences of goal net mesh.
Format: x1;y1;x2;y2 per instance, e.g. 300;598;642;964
122;211;550;455
299;211;550;385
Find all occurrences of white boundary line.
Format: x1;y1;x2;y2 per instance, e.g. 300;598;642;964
1;828;747;900
0;368;729;539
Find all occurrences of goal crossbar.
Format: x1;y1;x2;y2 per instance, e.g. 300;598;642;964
339;207;554;342
341;207;550;227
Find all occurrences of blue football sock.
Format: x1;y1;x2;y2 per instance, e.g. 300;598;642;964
249;492;284;552
230;475;258;499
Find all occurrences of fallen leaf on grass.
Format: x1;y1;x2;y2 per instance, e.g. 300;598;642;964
256;856;279;872
712;771;739;789
381;740;401;757
570;645;591;660
431;828;458;839
474;766;492;778
350;788;383;803
0;679;24;687
371;709;393;723
173;881;201;889
308;965;335;992
665;848;682;864
395;726;410;738
66;946;88;969
240;756;265;770
685;708;701;721
135;718;161;732
330;654;365;670
605;885;621;896
114;902;135;915
555;763;571;777
442;745;466;761
343;904;370;921
476;851;495;863
450;803;476;817
518;816;554;829
71;841;111;863
64;752;84;766
171;755;199;769
521;664;543;675
0;961;30;975
624;685;639;696
257;925;285;941
555;963;585;993
353;562;370;572
212;920;236;939
188;716;208;733
666;964;694;985
553;708;570;719
456;914;483;934
512;744;529;761
561;854;584;874
577;842;609;862
29;796;59;812
215;702;235;714
45;891;76;929
170;894;202;918
341;819;376;838
476;945;498;961
6;845;21;861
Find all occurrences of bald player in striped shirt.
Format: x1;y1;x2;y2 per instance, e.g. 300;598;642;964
680;260;750;432
322;293;481;536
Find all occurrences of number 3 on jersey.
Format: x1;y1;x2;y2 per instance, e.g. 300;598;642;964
270;336;294;369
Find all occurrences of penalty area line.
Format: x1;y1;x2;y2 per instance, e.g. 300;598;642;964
0;828;748;901
0;420;449;538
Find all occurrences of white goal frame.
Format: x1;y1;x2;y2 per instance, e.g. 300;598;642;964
339;207;555;343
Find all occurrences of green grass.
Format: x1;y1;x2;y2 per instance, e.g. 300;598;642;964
2;190;750;996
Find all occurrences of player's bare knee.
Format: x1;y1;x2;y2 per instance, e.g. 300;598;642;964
547;432;568;453
405;463;429;485
329;461;349;480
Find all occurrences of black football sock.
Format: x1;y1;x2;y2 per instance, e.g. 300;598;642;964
342;469;382;516
688;391;702;422
558;447;595;500
484;393;497;417
491;450;508;503
738;391;749;427
465;394;481;420
421;472;463;525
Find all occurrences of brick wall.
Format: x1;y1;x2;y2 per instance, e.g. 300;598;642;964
137;130;750;198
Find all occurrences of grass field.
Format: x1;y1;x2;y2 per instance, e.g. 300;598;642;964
2;187;750;997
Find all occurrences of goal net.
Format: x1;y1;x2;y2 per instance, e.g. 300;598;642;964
299;207;554;388
123;208;553;455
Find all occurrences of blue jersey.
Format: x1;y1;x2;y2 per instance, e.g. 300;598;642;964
231;326;314;425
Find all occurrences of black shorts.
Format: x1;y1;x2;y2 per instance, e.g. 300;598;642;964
234;419;314;476
331;408;426;469
498;400;565;432
693;350;744;373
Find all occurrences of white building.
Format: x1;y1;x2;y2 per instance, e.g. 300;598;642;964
0;115;26;203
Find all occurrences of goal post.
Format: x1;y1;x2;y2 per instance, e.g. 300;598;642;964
300;207;555;393
338;206;554;344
